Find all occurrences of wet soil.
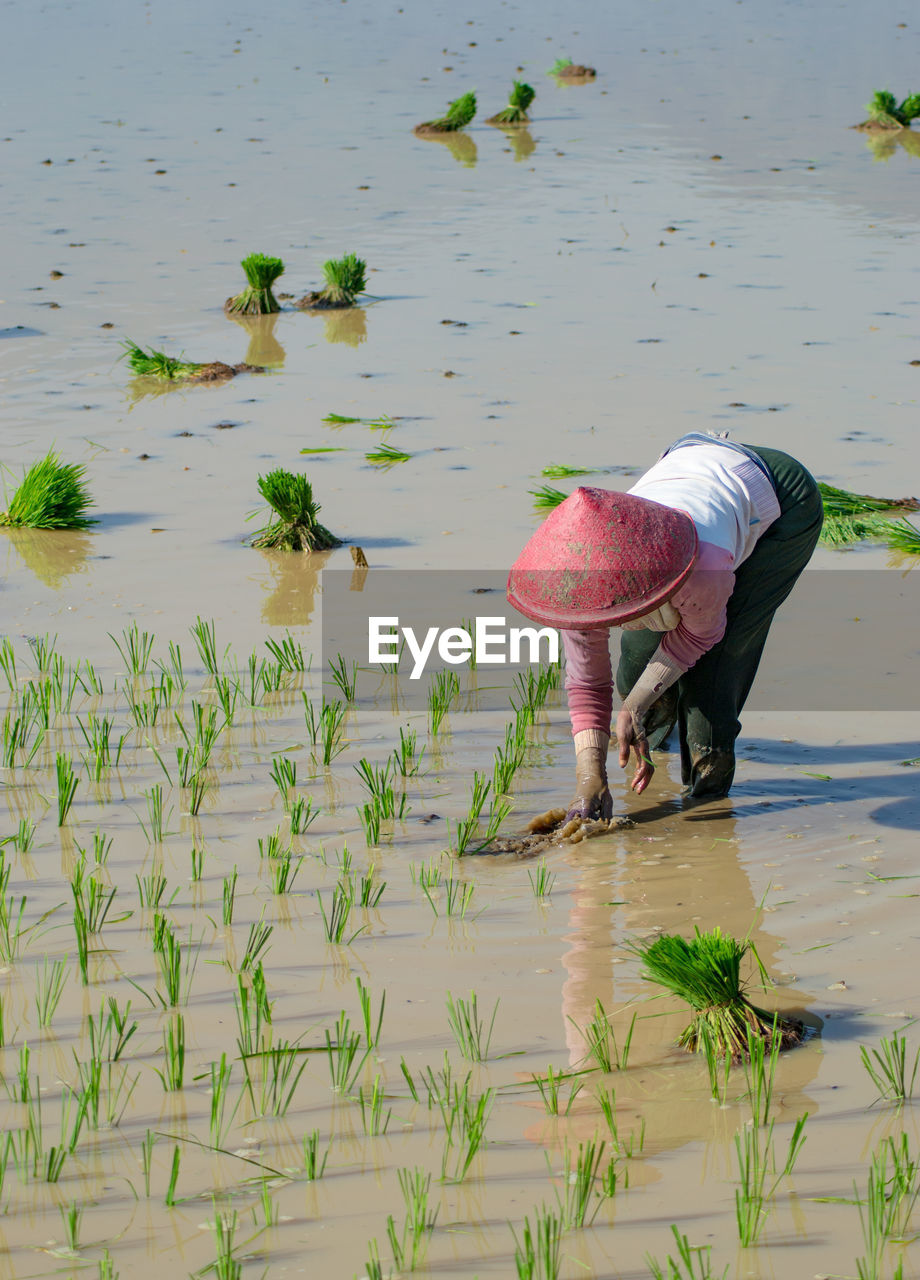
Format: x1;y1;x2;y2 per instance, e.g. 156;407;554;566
186;360;265;382
555;63;597;79
293;292;353;310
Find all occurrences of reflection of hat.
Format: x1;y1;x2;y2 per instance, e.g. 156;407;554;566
507;487;698;629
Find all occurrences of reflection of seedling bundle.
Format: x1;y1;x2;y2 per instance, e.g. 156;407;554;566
860;90;920;130
487;81;535;126
296;254;368;310
225;253;285;315
250;470;341;552
0;451;96;529
415;91;477;136
628;927;802;1060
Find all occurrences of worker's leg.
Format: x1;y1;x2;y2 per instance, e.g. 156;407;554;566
616;629;679;748
678;447;824;798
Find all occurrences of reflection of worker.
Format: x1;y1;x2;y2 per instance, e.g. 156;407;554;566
508;434;822;810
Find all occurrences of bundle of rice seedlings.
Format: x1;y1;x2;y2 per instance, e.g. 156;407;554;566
817;482;919;549
122;340;262;384
123;340;202;380
547;57;596;79
249;470;340;551
296;254;367;310
224;253;285;315
0;451;96;529
414;91;477;136
859;90;920;130
628;927;802;1060
487;81;535;126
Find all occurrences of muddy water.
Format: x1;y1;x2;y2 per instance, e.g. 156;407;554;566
1;0;920;1275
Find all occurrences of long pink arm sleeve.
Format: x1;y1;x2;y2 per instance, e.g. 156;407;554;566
562;628;612;735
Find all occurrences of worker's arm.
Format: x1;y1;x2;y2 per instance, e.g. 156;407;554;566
562;628;613;818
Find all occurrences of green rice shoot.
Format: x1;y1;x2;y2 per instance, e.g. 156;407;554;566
319;254;367;306
422;91;477;133
865;90;920;128
490;81;535;125
122;340;202;380
548;57;575;75
226;253;285;315
541;464;601;478
366;442;412;468
250;470;340;551
627;927;800;1061
530;485;568;511
0;451;96;530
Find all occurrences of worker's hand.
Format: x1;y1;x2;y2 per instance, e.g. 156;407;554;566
566;742;613;821
616;707;655;794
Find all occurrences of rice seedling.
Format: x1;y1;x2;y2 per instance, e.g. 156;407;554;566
446;990;499;1062
208;1206;242;1280
386;1167;439;1270
428;669;460;734
699;1020;734;1104
627;927;801;1060
415;91;477;134
493;728;527;796
511;1206;563;1280
86;997;137;1063
532;1065;585;1116
73;1055;140;1129
422;867;476;918
156;1014;186;1091
318;879;365;945
191;616;223;675
139;783;172;843
225;252;285;315
357;868;386;907
734;1113;808;1246
860;1029;920;1105
572;1000;636;1073
209;1054;239;1147
249;468;340;551
110;622;155;674
244;1040;309;1116
73;900;90;985
358;1073;392;1136
270;851;304;894
269;752;297;800
56;753;79;825
136;871;168;910
328;652;358;701
59;1200;83;1254
552;1138;605;1229
75;658;104;696
121;339;202;380
530;485;567;512
11;817;35;854
743;1017;782;1124
366;441;413;468
221;868;238;925
326;1010;371;1093
98;1250;118;1280
0;637;16;688
154;921;195;1006
77;713;126;780
239;914;273;971
304;693;347;763
213;672;240;725
265;631;306;671
439;1079;493;1182
365;1239;386;1280
393;725;424;777
360;803;380;847
35;956;68;1028
165;1145;182;1206
592;1085;645;1157
356;975;386;1049
411;856;444;891
646;1225;728;1280
302;1128;329;1179
0;451;96;529
235;966;272;1058
488;80;535;125
528;862;556;898
288;794;318;835
863;90;920;129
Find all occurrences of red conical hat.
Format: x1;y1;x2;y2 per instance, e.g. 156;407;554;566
507;487;698;629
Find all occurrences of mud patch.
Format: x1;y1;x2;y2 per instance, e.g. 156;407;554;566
477;808;635;857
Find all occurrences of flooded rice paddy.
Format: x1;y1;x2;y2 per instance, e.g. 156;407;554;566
1;0;920;1275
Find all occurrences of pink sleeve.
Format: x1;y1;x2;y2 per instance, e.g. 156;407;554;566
562;628;612;736
661;542;735;671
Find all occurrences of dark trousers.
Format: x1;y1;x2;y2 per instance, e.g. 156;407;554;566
616;446;823;798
